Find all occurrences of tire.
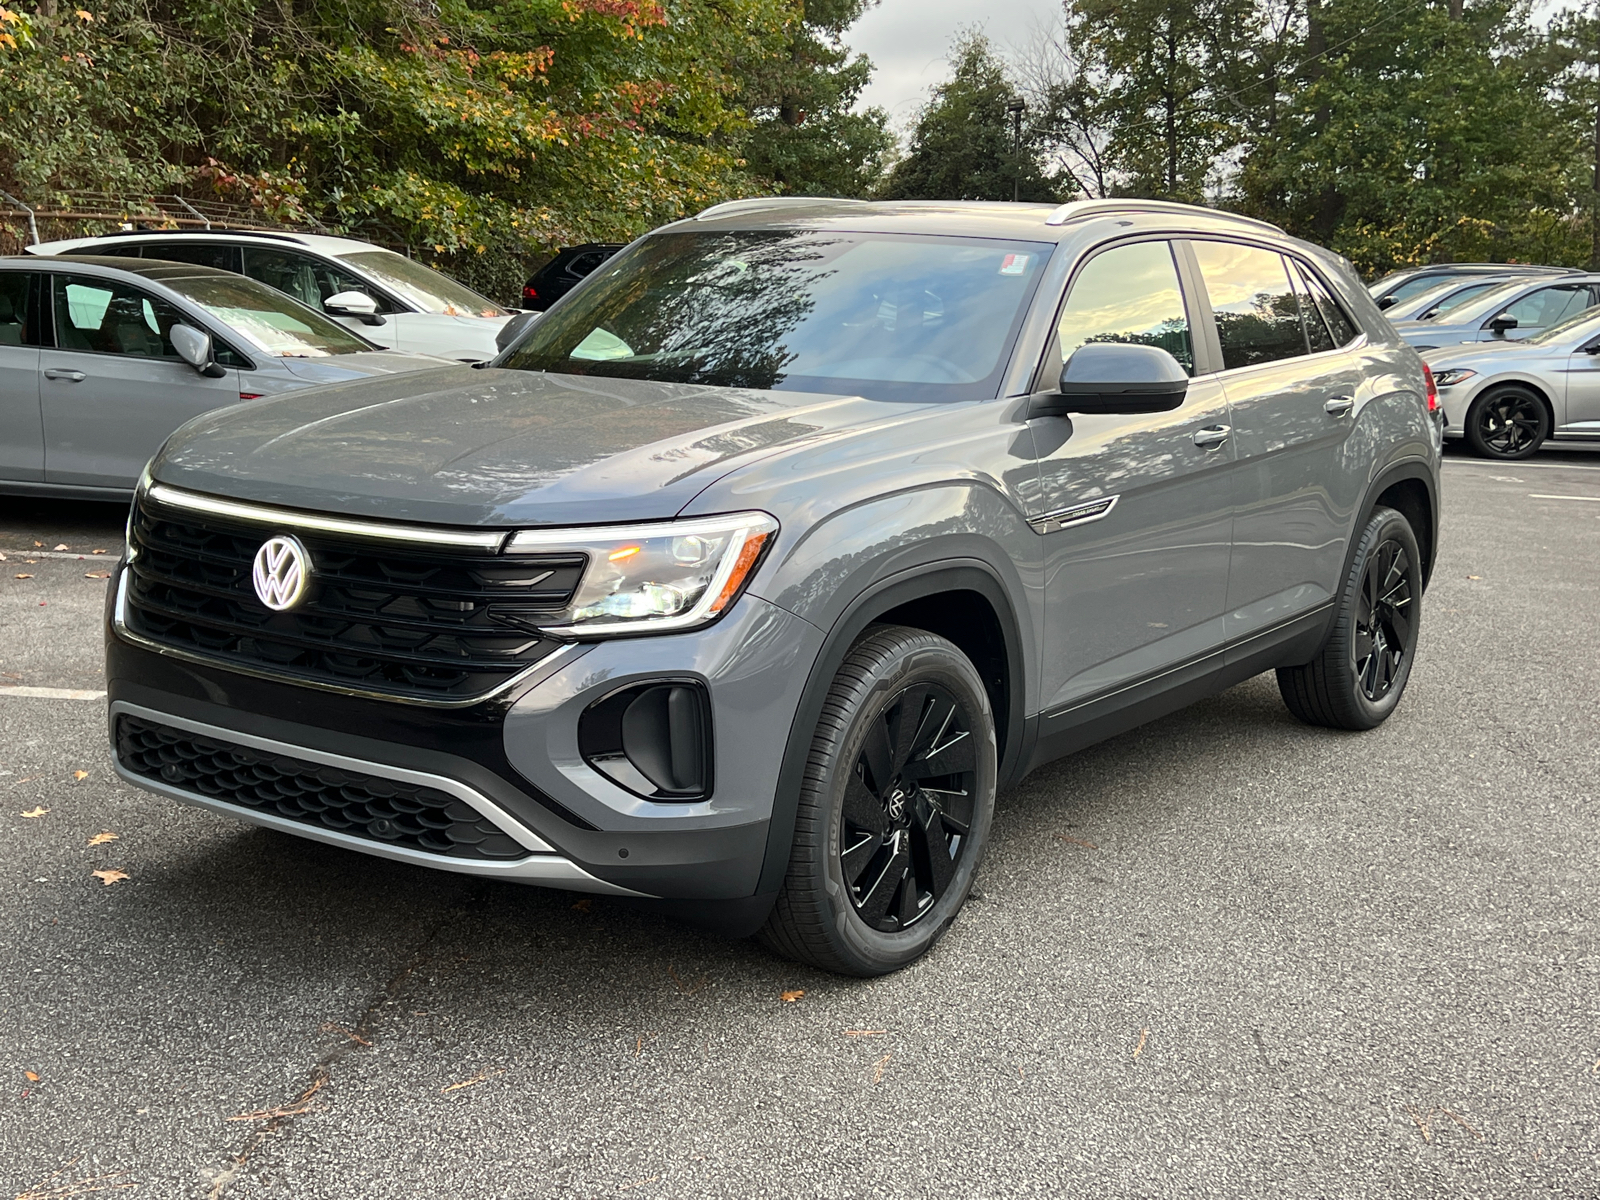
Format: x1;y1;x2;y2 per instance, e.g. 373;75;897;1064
1277;506;1422;731
1465;385;1549;460
759;625;998;977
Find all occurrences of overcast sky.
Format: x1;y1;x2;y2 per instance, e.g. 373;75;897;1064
849;0;1064;129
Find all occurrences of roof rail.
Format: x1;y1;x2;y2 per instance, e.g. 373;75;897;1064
694;196;872;221
1045;199;1285;235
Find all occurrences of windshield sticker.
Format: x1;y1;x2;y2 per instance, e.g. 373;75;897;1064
999;254;1030;276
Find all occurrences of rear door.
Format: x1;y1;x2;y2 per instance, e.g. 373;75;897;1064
1480;283;1598;342
240;246;399;348
1027;237;1236;719
1187;240;1366;647
40;272;240;489
0;270;45;483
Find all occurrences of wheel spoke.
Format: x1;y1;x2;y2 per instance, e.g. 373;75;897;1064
906;730;976;781
888;684;930;773
860;718;895;794
1386;606;1412;652
855;836;909;927
842;772;889;837
926;786;974;835
910;797;956;901
1360;648;1381;696
841;830;881;884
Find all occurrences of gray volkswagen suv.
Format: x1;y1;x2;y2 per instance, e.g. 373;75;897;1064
106;199;1442;976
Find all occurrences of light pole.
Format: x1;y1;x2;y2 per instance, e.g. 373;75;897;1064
1006;99;1027;203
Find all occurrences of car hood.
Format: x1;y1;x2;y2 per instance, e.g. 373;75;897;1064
275;350;458;384
150;367;923;526
1419;340;1546;369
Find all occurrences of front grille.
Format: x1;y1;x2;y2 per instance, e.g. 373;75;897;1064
117;715;528;860
122;494;584;701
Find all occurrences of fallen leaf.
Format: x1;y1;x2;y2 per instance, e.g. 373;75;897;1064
781;989;805;1003
1467;575;1481;580
871;1053;891;1083
0;551;6;560
14;573;33;579
92;549;107;555
32;540;41;547
440;1067;504;1094
52;543;68;551
86;832;119;846
21;806;49;818
85;572;110;579
91;869;129;886
24;1070;39;1082
72;770;88;782
571;897;592;913
1132;1027;1149;1059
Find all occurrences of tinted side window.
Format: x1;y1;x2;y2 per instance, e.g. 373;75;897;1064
242;247;392;313
1055;240;1194;375
1386;275;1448;304
0;272;40;347
51;274;186;359
1502;284;1590;328
1299;265;1360;346
1289;261;1336;354
97;245;146;260
1192;242;1307;370
136;242;240;272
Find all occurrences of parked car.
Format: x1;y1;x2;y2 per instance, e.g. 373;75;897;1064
1378;274;1538;324
1369;262;1580;310
1424;305;1600;459
0;255;450;496
520;243;626;310
1390;274;1600;349
107;198;1441;976
26;231;514;361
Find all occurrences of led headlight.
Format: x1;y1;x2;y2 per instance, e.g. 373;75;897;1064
1428;367;1476;387
506;512;778;636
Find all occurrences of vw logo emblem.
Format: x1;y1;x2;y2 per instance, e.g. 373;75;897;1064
251;535;311;611
886;788;907;821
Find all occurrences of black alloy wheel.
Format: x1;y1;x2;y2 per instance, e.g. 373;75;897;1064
1466;386;1549;460
760;625;997;976
1278;505;1423;731
1351;537;1413;702
839;681;978;932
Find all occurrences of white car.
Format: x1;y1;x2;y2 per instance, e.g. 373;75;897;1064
1424;306;1600;458
27;231;514;361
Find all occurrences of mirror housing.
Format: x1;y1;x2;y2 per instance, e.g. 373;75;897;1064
169;323;228;379
1376;295;1397;310
1029;342;1189;418
1488;312;1519;334
494;309;541;354
325;290;387;326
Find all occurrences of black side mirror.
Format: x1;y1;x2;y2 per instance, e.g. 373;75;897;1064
1377;295;1397;310
1029;342;1189;419
1488;312;1519;334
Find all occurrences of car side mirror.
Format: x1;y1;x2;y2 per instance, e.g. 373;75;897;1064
169;323;228;379
1488;312;1519;334
1377;295;1397;310
494;310;541;354
1028;342;1189;419
324;291;387;326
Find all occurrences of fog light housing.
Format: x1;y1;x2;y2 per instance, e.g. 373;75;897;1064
578;681;713;801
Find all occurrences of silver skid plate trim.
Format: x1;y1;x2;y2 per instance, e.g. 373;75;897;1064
1028;495;1120;535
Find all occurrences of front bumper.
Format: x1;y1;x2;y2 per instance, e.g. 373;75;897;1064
107;565;824;902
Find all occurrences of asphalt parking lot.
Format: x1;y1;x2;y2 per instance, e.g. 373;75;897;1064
1;446;1597;1199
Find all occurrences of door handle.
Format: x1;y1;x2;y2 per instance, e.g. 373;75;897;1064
43;368;86;382
1192;424;1231;448
1324;396;1355;416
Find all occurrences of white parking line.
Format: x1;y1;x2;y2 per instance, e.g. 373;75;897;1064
0;550;113;562
1443;460;1600;472
1527;493;1600;503
0;686;107;701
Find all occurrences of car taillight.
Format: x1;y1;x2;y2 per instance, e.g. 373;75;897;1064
1422;364;1439;413
521;284;538;303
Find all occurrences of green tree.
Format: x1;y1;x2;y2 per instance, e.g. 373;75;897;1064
739;0;895;196
878;32;1063;203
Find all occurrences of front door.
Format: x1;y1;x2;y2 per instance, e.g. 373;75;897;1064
0;271;44;483
240;246;399;349
1562;334;1600;435
41;272;240;489
1027;238;1236;718
1188;241;1366;645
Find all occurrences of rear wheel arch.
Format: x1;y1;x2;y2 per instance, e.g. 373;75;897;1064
754;562;1026;900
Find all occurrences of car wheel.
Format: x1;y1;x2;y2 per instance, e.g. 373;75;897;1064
1464;385;1549;460
1277;506;1422;731
759;625;997;977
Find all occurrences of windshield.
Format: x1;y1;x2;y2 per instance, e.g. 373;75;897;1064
1526;306;1600;345
1425;279;1510;318
1431;281;1525;323
498;230;1052;402
160;274;374;357
338;250;507;318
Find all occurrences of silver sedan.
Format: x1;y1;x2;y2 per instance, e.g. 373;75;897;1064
0;255;450;497
1390;274;1600;350
1424;307;1600;458
1379;274;1539;323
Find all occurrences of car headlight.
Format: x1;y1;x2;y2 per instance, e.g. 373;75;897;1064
506;512;778;636
1428;367;1476;387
